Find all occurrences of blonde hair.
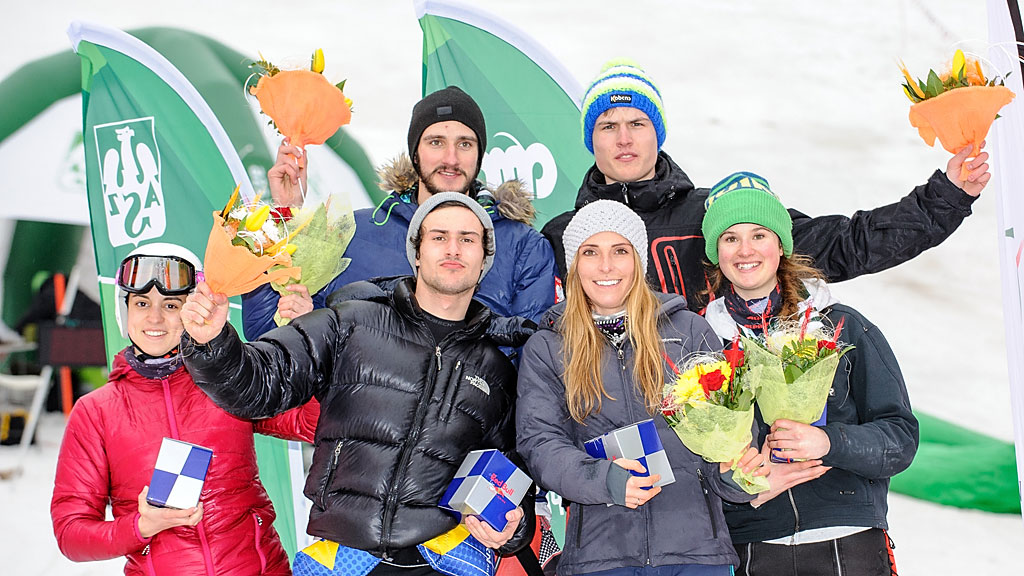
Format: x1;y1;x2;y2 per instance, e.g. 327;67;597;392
560;249;665;423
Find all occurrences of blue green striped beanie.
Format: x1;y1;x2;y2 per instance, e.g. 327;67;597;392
702;171;793;265
581;59;666;154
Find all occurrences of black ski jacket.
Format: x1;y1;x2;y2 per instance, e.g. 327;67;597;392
182;277;534;557
542;152;975;311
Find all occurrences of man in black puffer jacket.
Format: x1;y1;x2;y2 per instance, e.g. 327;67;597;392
544;60;992;312
181;193;535;575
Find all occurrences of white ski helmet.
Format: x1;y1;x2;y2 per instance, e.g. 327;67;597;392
114;242;202;339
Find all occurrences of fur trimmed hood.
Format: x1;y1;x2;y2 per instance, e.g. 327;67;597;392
376;153;536;226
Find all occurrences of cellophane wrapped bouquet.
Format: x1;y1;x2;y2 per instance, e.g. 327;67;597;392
661;341;769;494
740;308;852;427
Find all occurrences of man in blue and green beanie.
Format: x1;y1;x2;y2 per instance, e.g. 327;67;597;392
541;58;992;312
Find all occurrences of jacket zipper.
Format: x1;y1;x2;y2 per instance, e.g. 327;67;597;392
787;489;800;534
621;182;630;206
381;326;453;552
318;439;344;509
613;341;651;564
696;468;718;539
574;504;584;543
160;378;215;575
252;512;267;573
142;544;156;576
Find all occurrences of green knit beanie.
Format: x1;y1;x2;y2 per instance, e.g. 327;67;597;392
702;171;793;265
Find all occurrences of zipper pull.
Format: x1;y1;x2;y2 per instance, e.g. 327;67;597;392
621;182;630;206
618;347;625;369
696;467;709;493
332;441;342;466
436;346;442;372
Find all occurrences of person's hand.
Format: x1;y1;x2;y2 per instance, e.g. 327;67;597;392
946;141;991;197
767;419;831;461
277;284;314;320
180;282;230;344
464;507;524;549
613;458;662;508
137;486;203;538
268;140;307;207
750;441;830;507
720;445;770;478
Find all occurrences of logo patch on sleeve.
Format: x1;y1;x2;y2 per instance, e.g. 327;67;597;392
465;375;490;396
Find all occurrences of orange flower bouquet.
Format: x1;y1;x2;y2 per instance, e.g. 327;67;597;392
247;49;353;149
202;186;301;297
900;49;1015;178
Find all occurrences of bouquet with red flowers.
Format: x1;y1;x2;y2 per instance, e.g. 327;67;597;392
661;341;768;494
740;308;853;427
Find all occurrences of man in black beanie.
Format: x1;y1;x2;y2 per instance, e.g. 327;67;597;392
406;86;486;198
244;87;555;345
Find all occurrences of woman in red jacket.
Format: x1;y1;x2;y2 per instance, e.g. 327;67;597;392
51;243;319;575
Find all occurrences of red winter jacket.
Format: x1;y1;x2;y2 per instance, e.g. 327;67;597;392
51;350;319;575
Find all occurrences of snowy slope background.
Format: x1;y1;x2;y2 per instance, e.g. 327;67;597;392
0;1;1021;573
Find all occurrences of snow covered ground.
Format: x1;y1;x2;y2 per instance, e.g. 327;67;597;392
1;0;1022;573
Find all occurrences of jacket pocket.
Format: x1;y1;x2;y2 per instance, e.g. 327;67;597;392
316;439;346;510
696;467;718;539
251;511;268;573
439;359;468;423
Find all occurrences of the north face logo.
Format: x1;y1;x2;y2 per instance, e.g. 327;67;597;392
465;375;490;396
94;117;166;247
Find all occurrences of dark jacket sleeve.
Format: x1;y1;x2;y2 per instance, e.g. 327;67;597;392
541;212;572;282
182;309;349;420
509;232;557;323
792;170;975;282
516;333;615;505
819;306;919;479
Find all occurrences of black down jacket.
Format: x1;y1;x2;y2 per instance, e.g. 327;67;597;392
182;277;533;557
543;152;976;311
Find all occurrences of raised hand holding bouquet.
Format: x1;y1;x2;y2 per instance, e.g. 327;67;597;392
740;308;852;430
900;49;1014;179
244;49;356;322
202;186;300;297
662;343;769;494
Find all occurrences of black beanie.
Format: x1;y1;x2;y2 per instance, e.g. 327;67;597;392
407;86;487;173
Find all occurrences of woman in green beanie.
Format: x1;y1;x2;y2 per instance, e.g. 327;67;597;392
701;172;918;576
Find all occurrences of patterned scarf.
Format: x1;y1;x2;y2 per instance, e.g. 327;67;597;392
723;284;782;336
593;310;628;347
123;345;183;380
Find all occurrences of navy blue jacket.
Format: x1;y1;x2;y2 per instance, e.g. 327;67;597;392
705;298;919;544
243;158;556;341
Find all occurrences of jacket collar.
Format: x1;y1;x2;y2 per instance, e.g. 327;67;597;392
575;151;696;213
538;291;688;333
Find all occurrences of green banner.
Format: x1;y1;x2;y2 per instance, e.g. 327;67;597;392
69;22;302;558
418;0;593;228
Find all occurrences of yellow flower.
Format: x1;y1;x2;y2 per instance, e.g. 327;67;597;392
899;59;925;99
245;204;271;231
765;332;799;354
310;48;325;74
952;49;966;80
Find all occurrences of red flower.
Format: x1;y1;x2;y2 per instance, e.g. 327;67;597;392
660;395;675;416
817;339;837;352
699;370;726;397
270;205;293;223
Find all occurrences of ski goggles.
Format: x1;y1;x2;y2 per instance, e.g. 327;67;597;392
116;254;198;296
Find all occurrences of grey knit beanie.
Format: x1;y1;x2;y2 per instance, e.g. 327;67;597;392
407;192;495;281
563;200;648;272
